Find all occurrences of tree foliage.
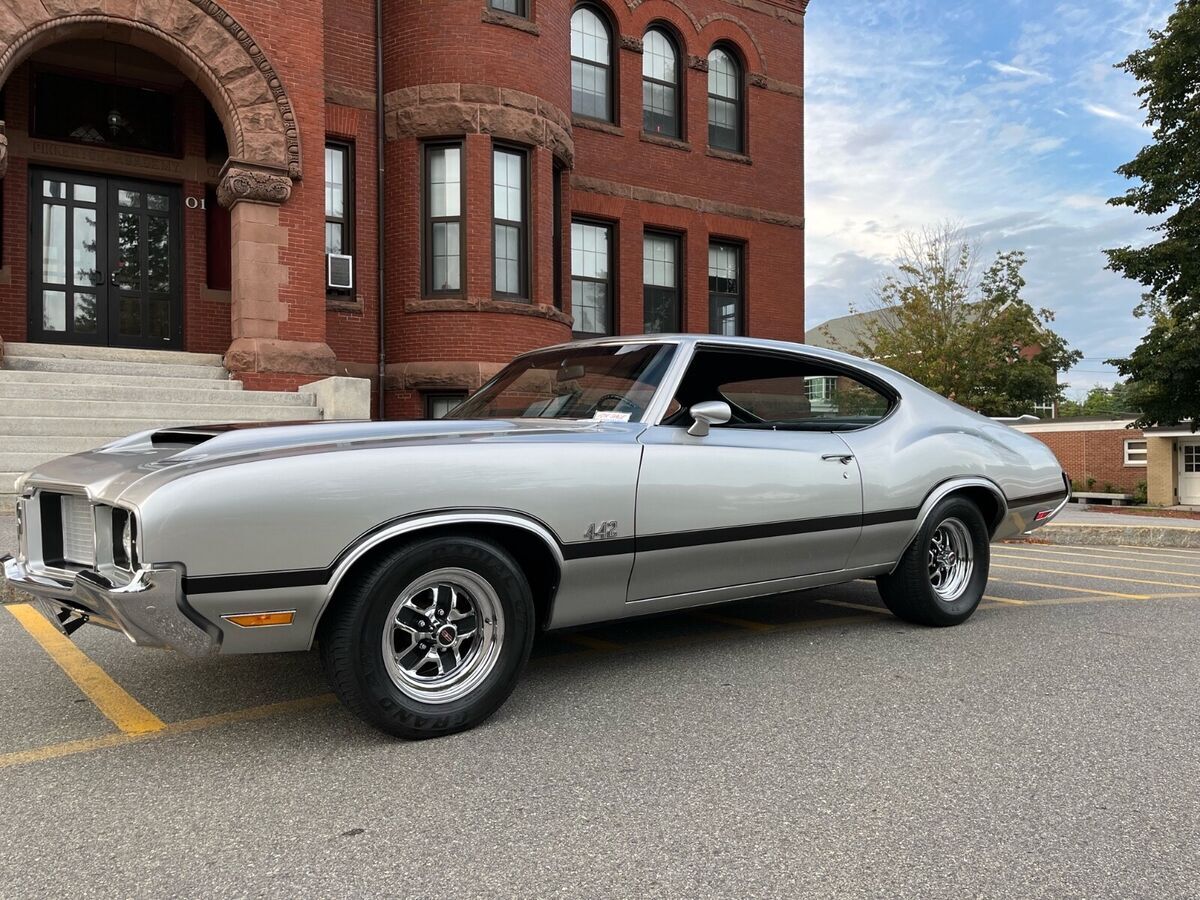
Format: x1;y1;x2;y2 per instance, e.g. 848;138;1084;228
1058;381;1141;418
821;225;1081;417
1105;0;1200;430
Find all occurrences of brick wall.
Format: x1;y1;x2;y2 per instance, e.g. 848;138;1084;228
1024;425;1147;493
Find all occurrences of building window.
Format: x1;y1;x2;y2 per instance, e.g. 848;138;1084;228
493;146;528;298
425;392;467;419
708;241;743;335
325;142;353;293
571;6;613;121
424;143;464;295
572;220;613;337
643;232;680;333
1124;439;1148;467
1185;444;1200;474
33;71;179;156
643;28;680;137
489;0;527;15
708;47;743;152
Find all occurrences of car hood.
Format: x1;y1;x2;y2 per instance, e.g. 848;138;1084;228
21;418;641;506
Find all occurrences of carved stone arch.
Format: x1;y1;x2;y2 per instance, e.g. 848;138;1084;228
698;13;768;74
0;0;301;187
625;0;702;32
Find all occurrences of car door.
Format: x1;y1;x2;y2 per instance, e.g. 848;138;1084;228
627;345;877;604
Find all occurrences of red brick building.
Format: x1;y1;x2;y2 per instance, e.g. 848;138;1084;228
0;0;808;418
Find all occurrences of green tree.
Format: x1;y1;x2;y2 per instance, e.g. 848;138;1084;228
1058;381;1141;417
822;225;1082;417
1105;0;1200;430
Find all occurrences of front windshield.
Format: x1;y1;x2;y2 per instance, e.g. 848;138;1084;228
448;342;677;422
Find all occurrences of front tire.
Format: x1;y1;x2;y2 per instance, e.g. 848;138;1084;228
319;536;535;738
876;497;990;627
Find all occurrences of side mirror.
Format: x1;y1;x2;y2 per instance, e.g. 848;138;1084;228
687;400;732;437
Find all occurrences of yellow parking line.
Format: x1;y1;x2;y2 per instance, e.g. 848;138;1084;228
1000;544;1200;568
5;604;165;735
691;610;776;631
993;553;1200;579
1117;543;1200;555
816;599;888;615
989;577;1150;600
0;694;337;771
989;563;1198;591
983;595;1028;605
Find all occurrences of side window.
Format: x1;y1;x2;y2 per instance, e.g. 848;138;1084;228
667;348;893;431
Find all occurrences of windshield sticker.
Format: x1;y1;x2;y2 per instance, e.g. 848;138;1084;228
592;411;632;422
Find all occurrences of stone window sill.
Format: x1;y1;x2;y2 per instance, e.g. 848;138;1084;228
201;287;231;304
480;8;540;35
327;294;363;313
573;116;623;137
408;297;572;325
640;131;691;152
706;147;752;165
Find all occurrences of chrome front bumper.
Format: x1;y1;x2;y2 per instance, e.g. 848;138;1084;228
1;555;218;656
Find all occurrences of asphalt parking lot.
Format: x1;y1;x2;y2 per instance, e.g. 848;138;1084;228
2;538;1199;899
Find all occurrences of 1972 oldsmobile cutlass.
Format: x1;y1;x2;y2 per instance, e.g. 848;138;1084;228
2;335;1069;738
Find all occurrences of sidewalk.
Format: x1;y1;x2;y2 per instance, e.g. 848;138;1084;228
1022;505;1200;549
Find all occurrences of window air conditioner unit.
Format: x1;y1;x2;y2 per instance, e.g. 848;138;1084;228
327;253;354;291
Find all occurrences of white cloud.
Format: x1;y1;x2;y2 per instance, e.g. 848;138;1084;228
803;0;1174;386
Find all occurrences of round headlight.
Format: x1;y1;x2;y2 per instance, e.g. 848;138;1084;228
122;516;135;566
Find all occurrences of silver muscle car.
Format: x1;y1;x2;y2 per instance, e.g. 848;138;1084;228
2;335;1069;737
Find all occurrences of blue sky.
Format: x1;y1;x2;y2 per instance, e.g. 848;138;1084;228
803;0;1176;397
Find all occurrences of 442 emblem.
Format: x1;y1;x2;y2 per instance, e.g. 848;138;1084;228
584;520;619;541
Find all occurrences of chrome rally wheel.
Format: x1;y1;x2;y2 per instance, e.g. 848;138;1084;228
382;568;505;704
927;517;974;602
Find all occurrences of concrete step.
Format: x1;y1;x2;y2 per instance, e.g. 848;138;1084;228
0;369;244;391
3;356;230;380
0;381;313;406
0;399;317;421
0;415;318;436
0;479;16;513
2;436;103;453
2;342;224;368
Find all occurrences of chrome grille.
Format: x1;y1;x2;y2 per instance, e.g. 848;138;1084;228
59;494;95;566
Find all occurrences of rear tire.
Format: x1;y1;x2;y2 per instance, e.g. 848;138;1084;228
319;535;535;738
876;497;990;627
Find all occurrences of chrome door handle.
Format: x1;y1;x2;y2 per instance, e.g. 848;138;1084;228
821;453;855;464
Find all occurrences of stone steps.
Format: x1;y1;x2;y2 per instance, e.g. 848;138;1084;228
0;381;311;406
4;355;231;380
1;342;224;367
0;369;244;391
0;342;324;512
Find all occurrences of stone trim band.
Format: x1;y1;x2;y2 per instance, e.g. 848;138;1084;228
572;174;804;229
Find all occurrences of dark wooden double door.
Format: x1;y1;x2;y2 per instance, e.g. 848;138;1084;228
29;168;182;349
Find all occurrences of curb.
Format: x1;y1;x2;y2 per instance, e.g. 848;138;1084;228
1019;523;1200;550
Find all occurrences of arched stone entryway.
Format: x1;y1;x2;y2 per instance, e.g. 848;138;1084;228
0;0;333;379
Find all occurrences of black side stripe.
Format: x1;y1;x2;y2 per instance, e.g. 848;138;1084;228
562;507;921;560
185;567;332;595
1007;490;1069;508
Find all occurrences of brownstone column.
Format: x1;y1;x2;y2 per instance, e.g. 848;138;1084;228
217;161;335;384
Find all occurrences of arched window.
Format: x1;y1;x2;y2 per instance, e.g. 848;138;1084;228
571;6;613;121
642;28;680;138
707;47;743;152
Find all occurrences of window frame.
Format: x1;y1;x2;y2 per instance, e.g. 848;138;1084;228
707;44;744;153
661;344;900;433
708;240;745;336
488;0;529;17
571;3;616;123
422;141;466;298
570;217;616;338
324;139;354;297
1124;439;1148;467
642;26;683;139
424;391;468;420
492;143;530;301
642;229;682;333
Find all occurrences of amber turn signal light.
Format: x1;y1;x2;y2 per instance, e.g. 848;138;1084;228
222;611;296;628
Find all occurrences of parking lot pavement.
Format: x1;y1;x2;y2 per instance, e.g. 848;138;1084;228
2;542;1199;899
